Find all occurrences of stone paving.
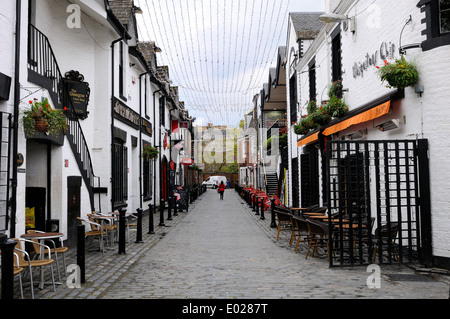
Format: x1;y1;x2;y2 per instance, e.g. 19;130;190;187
8;188;450;301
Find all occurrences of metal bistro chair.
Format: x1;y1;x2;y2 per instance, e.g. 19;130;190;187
13;252;25;299
13;238;57;296
27;230;69;281
77;217;106;253
1;250;26;299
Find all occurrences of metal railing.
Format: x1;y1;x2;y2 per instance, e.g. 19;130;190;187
28;24;98;211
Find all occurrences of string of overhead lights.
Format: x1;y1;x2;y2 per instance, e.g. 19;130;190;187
136;0;291;127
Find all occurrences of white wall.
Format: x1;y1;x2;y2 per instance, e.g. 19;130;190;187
295;0;450;260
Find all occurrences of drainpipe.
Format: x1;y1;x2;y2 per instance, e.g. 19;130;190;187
111;35;124;211
10;0;22;237
153;88;161;208
138;72;148;209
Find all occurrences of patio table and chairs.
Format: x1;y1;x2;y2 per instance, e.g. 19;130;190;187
14;233;60;295
25;230;69;281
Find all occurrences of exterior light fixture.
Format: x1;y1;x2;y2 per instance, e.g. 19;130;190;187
133;6;143;14
319;13;348;23
376;119;400;132
154;46;162;53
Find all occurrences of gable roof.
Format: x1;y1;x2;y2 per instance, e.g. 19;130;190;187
108;0;134;26
290;12;324;40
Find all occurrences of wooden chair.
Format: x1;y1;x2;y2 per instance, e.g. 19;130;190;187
13;238;57;296
275;208;294;243
305;219;331;260
291;215;310;253
27;230;69;280
372;222;399;262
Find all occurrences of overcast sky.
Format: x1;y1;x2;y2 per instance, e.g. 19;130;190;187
135;0;325;127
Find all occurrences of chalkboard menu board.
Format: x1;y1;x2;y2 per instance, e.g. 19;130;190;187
173;185;189;212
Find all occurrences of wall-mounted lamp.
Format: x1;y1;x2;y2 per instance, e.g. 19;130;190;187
346;130;366;140
319;13;356;33
154;46;162;53
376;119;400;132
414;85;424;97
133;6;143;14
319;13;348;23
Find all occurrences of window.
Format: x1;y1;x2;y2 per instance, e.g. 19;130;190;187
119;41;126;100
440;0;450;34
289;73;298;124
112;141;128;208
418;0;450;50
159;96;166;127
331;30;342;83
143;156;153;201
308;61;316;102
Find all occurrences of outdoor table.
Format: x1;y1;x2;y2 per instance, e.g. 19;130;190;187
20;232;63;289
303;212;326;216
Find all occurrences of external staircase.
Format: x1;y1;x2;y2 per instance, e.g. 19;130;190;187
27;24;99;211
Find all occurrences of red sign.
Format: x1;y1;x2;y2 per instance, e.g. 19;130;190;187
180;158;194;166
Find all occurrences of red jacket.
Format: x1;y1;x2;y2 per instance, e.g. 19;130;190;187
218;183;225;191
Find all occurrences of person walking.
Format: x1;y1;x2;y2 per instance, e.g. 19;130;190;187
218;181;225;200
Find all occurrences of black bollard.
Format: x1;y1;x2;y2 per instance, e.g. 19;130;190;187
1;234;17;299
118;207;126;254
260;197;265;220
173;196;178;216
147;203;155;234
167;196;173;220
135;208;143;243
159;199;165;226
77;225;86;284
255;195;260;215
270;198;277;228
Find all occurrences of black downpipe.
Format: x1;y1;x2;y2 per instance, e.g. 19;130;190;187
138;72;148;209
10;0;22;237
153;89;161;209
111;35;124;211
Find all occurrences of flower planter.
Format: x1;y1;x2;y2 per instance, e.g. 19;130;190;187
377;56;418;89
34;117;49;133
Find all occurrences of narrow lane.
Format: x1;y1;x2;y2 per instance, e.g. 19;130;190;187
100;189;449;299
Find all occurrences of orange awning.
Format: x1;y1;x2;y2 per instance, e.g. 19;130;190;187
322;101;391;136
297;132;319;148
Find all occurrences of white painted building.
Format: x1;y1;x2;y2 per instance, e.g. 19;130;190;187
0;0;191;246
286;0;450;268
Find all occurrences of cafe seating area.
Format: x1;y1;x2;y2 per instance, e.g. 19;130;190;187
0;209;141;299
236;185;402;267
272;204;400;266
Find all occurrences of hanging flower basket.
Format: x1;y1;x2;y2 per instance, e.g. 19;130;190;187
377;56;419;89
323;95;349;118
142;143;159;161
328;79;343;98
22;98;67;138
34;117;49;133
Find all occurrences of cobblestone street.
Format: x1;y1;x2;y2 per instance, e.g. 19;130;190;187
99;189;449;300
11;188;450;306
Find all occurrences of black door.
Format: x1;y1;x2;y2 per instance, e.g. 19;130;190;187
25;187;46;232
67;177;81;248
